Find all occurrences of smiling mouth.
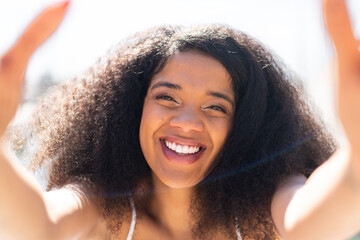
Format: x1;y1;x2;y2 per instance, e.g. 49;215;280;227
160;138;205;164
163;139;202;155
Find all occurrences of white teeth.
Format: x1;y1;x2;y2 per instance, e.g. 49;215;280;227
176;145;182;153
182;146;189;154
164;140;200;154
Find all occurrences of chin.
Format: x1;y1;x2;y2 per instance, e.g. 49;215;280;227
153;172;201;190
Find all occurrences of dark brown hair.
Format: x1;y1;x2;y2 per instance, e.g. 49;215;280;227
25;24;334;239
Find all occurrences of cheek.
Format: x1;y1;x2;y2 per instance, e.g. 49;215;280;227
139;100;166;148
140;102;164;130
210;119;232;151
139;102;153;147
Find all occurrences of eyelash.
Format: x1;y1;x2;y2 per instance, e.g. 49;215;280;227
155;94;178;103
208;105;227;114
155;94;228;114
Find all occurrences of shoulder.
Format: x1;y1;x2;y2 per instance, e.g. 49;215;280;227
271;174;307;237
44;184;103;239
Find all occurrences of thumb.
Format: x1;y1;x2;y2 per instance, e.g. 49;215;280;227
11;1;70;60
323;0;358;62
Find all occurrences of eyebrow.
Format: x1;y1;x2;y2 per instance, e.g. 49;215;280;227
207;91;235;108
151;80;234;107
150;81;182;90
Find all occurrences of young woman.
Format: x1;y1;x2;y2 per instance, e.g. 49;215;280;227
1;1;360;239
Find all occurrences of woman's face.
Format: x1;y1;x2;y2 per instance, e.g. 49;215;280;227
139;51;235;189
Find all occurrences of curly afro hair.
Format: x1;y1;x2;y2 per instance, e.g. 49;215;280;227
25;24;334;239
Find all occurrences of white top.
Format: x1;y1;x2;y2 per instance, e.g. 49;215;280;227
126;198;137;240
126;198;243;240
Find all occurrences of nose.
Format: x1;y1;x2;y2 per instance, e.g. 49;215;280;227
169;106;204;133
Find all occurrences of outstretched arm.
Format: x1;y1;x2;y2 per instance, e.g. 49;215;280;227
0;1;69;136
271;1;360;240
0;2;100;239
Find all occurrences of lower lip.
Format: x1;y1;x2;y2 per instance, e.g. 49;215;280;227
160;140;204;165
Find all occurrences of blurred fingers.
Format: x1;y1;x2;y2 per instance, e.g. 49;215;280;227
2;1;70;68
323;0;358;63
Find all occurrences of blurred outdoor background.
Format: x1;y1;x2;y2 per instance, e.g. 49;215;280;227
1;0;360;238
1;0;359;139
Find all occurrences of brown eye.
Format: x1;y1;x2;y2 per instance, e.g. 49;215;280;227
155;94;178;103
208;105;227;114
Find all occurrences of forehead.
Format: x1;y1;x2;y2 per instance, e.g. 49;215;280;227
151;51;233;95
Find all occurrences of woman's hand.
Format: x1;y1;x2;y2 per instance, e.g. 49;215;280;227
0;4;100;239
323;0;360;158
0;1;69;137
271;3;360;240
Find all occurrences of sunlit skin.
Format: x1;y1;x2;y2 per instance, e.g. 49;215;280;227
139;51;235;189
0;1;69;137
324;0;360;160
2;1;360;239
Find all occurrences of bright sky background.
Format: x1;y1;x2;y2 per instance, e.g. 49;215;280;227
1;0;360;139
2;3;360;238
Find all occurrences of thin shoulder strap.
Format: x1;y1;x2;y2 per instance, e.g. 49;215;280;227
126;198;137;240
235;216;243;240
126;198;242;240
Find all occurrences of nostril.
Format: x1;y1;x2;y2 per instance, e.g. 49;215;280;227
169;117;204;132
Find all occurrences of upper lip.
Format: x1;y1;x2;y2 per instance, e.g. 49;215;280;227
161;136;207;149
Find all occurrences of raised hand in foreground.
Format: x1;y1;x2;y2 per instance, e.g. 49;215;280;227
0;1;69;137
324;0;360;158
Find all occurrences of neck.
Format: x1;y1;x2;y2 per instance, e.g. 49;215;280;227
147;175;194;237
